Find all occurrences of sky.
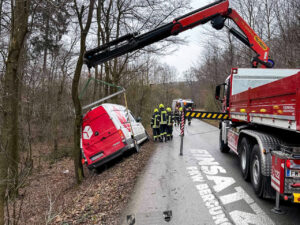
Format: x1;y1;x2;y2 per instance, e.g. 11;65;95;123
160;0;212;78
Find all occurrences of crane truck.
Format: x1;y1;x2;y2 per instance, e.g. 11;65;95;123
83;0;300;206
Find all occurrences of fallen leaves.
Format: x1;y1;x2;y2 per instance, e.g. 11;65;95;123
13;139;155;225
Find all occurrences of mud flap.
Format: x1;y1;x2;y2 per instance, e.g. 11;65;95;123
263;175;276;199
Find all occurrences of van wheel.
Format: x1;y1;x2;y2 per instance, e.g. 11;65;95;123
134;139;140;153
219;129;230;153
145;131;150;141
250;144;264;198
239;138;251;181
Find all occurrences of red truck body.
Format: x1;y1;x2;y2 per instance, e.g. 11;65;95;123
229;69;300;131
217;68;300;203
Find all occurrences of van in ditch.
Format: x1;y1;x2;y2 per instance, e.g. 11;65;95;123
81;103;148;169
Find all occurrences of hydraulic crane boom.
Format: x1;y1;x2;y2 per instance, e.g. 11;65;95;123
84;0;274;69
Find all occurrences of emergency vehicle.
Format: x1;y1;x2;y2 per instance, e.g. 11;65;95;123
172;99;195;112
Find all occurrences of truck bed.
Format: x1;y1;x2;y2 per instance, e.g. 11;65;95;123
230;69;300;131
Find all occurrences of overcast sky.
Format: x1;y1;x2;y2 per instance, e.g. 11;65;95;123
160;0;212;78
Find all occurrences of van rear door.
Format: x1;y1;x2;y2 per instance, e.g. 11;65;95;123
82;106;126;165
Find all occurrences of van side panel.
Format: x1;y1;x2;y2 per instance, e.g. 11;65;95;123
82;106;126;166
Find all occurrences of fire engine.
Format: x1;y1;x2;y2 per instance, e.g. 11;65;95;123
83;0;300;209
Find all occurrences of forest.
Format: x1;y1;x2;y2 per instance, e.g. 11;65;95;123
0;0;299;224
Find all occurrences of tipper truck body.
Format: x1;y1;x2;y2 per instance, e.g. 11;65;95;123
216;68;300;203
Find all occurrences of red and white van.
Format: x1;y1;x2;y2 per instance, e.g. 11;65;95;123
81;103;148;169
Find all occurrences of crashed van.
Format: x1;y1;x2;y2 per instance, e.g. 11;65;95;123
81;103;148;169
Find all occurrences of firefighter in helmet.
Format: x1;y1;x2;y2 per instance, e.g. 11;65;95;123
174;102;180;126
186;106;192;125
159;104;168;142
166;107;174;140
151;108;160;141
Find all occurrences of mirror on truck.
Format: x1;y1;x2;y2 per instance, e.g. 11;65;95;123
215;83;225;102
136;117;142;122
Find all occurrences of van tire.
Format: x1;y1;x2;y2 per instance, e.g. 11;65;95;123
134;139;140;153
145;131;150;141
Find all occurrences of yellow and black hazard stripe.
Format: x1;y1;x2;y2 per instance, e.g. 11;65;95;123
185;111;230;120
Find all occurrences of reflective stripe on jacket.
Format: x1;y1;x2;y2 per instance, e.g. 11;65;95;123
160;109;167;125
167;112;174;126
151;112;160;128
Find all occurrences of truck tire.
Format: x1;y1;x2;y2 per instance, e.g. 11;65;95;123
239;138;251;181
250;144;264;198
219;129;230;153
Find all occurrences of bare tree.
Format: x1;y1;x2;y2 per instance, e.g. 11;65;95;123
72;0;95;184
0;0;30;224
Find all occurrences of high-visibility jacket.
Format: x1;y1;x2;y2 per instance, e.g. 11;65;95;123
160;108;167;125
167;112;174;126
151;112;160;128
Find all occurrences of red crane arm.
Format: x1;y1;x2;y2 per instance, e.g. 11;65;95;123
84;0;274;69
227;9;270;67
171;0;229;33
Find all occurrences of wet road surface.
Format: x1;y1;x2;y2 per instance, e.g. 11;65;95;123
121;120;300;225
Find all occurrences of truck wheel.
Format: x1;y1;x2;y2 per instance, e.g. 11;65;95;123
219;129;230;153
239;138;251;181
250;144;264;198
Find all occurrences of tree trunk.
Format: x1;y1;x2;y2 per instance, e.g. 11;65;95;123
0;150;8;225
72;49;85;183
53;66;67;154
0;0;30;224
72;0;95;184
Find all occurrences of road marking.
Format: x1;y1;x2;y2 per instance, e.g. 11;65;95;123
207;175;235;193
187;149;275;225
187;167;233;225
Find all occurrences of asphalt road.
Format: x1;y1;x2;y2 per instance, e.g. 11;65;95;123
120;120;300;225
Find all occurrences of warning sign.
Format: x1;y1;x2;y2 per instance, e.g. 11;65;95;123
185;111;229;120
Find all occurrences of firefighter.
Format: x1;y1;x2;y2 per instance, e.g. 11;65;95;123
174;102;181;126
159;104;168;142
166;107;174;140
187;106;192;125
151;108;160;141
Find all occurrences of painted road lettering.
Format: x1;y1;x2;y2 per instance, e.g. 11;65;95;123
206;176;235;192
187;149;274;225
220;187;254;205
187;167;233;225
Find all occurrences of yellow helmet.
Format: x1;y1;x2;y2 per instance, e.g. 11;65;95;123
167;107;171;112
179;107;183;111
159;104;164;109
154;108;159;113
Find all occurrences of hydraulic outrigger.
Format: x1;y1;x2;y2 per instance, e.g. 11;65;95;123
84;0;274;69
